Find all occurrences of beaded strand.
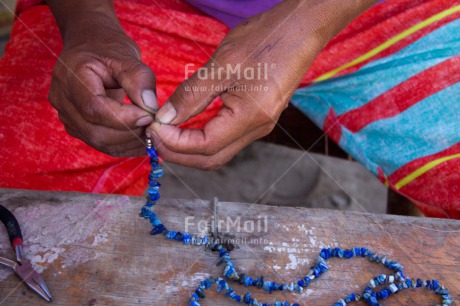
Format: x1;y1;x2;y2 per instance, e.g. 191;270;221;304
139;141;453;306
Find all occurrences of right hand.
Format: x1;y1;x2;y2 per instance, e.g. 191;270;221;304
49;25;157;156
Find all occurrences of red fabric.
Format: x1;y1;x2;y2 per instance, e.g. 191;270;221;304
0;0;227;195
384;143;460;218
299;0;460;85
1;0;458;219
337;57;460;133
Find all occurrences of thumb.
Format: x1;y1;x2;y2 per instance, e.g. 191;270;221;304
114;59;158;114
155;63;223;125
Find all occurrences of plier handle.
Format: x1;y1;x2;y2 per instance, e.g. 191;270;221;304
0;204;53;302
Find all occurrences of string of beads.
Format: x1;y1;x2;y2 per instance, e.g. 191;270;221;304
139;140;453;306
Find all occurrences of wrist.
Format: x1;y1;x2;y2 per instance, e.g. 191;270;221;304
46;0;124;48
62;13;125;49
272;0;377;50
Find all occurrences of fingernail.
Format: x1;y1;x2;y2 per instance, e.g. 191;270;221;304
155;101;177;124
136;116;154;127
141;90;158;111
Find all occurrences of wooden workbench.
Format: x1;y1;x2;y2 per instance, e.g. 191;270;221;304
0;188;458;305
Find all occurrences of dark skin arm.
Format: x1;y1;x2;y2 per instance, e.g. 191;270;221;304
46;0;158;156
149;0;378;169
46;0;376;163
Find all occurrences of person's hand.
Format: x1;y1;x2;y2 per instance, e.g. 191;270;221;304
148;0;327;169
49;20;158;156
150;0;375;169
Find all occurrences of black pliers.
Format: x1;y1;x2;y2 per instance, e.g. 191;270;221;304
0;204;53;302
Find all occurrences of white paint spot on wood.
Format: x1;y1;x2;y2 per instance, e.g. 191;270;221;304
0;197;130;280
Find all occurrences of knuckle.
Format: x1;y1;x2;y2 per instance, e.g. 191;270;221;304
201;158;223;171
176;78;201;105
121;61;155;82
105;148;123;157
201;137;222;156
260;122;276;137
87;130;109;149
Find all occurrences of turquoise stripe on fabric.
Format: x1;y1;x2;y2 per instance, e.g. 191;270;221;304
339;83;460;176
290;18;460;123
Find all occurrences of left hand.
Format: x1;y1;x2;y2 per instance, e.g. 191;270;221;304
148;0;373;169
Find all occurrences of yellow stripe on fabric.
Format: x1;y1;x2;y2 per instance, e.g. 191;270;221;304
395;153;460;189
313;5;460;82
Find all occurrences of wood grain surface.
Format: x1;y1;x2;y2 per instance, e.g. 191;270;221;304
0;189;458;305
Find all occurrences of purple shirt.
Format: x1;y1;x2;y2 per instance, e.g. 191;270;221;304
186;0;281;28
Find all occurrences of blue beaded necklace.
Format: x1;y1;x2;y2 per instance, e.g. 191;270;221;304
140;138;453;306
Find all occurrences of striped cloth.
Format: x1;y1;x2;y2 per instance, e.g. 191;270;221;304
290;1;460;218
0;0;458;218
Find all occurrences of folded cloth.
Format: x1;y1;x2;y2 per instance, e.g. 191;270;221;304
0;0;458;218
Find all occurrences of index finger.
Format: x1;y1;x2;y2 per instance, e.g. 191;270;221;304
149;106;249;156
69;63;152;130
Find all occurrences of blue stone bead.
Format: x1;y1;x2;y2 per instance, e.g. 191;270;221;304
432;279;439;290
224;267;235;278
149;180;160;187
140;206;154;218
183;233;191;244
298;280;305;287
405;278;412;288
244;277;252;287
234;295;241;302
166;231;177;239
338;249;344;258
320;248;331;259
346;293;356;301
368;296;380;306
150;224;166;235
149;192;160;202
344;249;353;259
147;147;158;158
262;281;271;292
195;289;205;299
203;278;212;289
353;247;361;256
225;288;234;296
257;276;264;289
148;187;159;194
292;304;300;306
244;292;251;303
332;247;340;257
189;301;200;306
269;282;276;293
148;212;157;223
416;278;422;287
174;232;184;241
217;280;226;292
317;262;329;273
303;277;311;286
313;268;320;278
152;218;162;227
